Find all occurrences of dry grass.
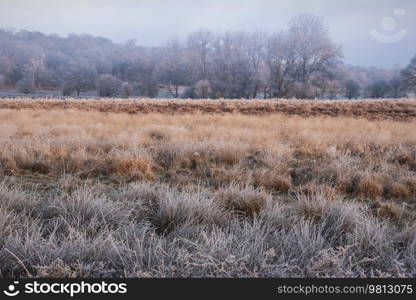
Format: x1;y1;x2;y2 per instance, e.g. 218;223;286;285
0;98;416;121
0;102;416;278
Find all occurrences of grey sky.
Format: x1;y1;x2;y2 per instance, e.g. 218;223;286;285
0;0;415;68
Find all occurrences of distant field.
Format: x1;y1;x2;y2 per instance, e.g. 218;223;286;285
0;101;415;277
0;98;416;121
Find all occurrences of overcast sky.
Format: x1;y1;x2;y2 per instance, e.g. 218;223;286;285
0;0;415;68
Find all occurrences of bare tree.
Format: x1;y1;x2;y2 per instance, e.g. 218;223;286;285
388;76;406;98
289;14;343;98
247;31;267;98
97;74;121;97
17;75;33;94
156;39;189;97
345;80;360;99
264;32;297;98
402;55;416;92
211;32;253;98
28;51;47;89
368;80;390;98
186;30;214;81
63;60;97;96
1;25;408;100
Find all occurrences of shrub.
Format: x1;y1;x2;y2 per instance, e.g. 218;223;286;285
121;82;133;98
194;80;211;99
375;201;402;221
214;186;269;218
388;183;411;199
253;170;292;193
358;177;383;199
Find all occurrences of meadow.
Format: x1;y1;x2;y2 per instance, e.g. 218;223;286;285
0;98;415;278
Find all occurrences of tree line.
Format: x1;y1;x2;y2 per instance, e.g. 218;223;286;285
0;14;415;99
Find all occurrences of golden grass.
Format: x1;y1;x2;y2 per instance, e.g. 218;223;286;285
0;107;415;203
